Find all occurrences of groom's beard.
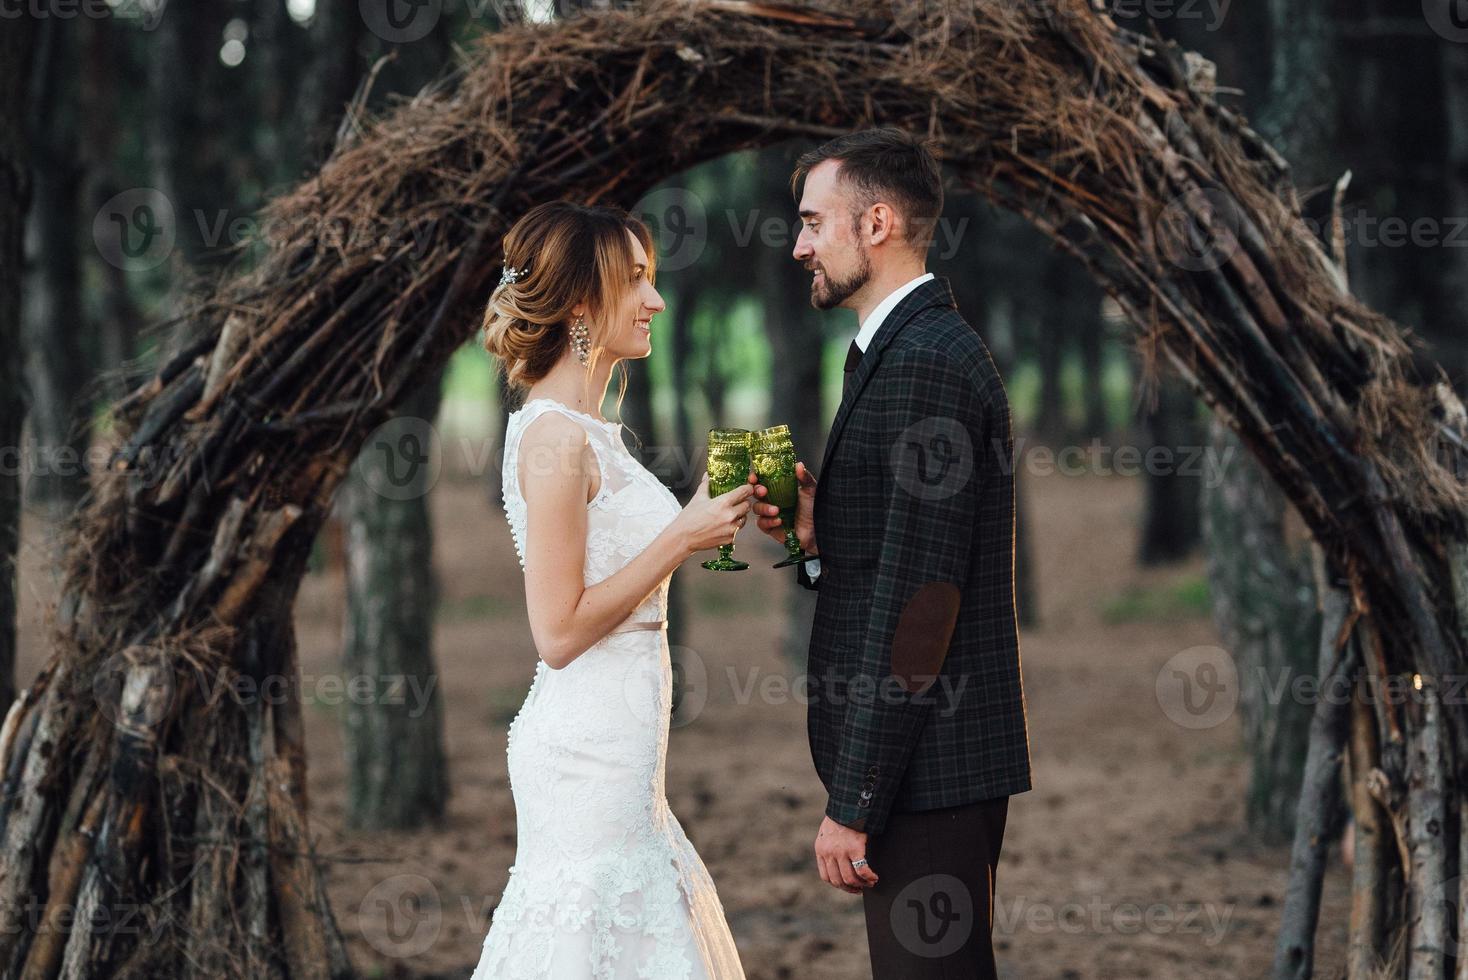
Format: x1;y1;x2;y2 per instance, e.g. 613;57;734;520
809;248;871;310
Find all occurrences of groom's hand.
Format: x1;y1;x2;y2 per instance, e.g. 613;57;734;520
748;461;818;555
814;816;876;894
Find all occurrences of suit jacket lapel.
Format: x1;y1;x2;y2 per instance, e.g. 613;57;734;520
817;277;958;482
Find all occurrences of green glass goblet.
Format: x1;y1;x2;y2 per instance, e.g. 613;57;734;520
752;424;810;568
701;428;752;571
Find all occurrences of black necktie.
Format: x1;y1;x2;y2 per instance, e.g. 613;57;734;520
842;339;861;399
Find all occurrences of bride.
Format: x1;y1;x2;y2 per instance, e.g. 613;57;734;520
471;201;753;979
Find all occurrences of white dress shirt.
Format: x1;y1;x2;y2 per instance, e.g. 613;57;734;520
804;272;935;583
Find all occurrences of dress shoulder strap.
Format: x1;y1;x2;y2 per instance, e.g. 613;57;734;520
504;399;627;509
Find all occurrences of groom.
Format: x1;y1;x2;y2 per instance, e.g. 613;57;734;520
751;128;1032;978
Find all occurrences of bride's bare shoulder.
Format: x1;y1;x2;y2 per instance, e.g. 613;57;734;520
519;408;587;446
516;411;599;503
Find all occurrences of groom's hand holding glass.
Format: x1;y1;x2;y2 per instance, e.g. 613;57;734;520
749;459;818;557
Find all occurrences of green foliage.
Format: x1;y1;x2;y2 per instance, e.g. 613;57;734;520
1008;347;1133;432
444;339;495;402
1100;574;1213;624
437;592;513;622
388;144;1143;447
306;523;329;574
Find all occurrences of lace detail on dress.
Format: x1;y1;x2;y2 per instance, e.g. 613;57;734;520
501;399;681;626
474;398;746;980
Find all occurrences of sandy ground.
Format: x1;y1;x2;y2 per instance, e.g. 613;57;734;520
15;465;1351;979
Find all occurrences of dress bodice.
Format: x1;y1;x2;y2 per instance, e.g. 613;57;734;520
501;398;682;626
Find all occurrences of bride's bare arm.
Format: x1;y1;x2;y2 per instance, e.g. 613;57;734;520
517;412;753;670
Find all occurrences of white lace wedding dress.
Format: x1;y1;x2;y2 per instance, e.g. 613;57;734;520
471;397;746;980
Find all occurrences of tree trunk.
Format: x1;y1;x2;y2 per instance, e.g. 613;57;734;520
23;16;93;515
1203;416;1321;842
1033;255;1068;442
145;0;237;358
1138;373;1203;564
80;16;143;404
300;0;458;835
341;368;450;830
249;0;310;184
1443;3;1468;398
1078;302;1108;440
3;4;1464;972
1405;675;1449;980
0;0;39;723
1335;0;1458;395
1347;658;1397;978
298;0;366;166
1271;568;1354;978
1181;0;1333;850
702;328;728;430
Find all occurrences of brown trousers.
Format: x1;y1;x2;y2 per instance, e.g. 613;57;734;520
860;795;1009;979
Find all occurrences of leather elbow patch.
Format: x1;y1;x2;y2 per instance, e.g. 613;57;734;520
890;582;961;695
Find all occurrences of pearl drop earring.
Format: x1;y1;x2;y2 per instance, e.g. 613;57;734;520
570;313;590;367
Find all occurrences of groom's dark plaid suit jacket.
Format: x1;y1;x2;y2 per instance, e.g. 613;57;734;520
795;275;1032;836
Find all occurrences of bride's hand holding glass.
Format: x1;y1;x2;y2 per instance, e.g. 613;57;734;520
672;471;755;559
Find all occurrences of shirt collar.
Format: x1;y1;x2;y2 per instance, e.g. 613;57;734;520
853;272;935;352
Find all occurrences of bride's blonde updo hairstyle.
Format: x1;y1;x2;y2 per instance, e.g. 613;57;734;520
482;201;656;392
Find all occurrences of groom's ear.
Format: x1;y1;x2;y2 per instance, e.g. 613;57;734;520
868;203;893;245
889;582;960;696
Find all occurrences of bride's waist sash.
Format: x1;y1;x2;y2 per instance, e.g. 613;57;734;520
607;619;668;635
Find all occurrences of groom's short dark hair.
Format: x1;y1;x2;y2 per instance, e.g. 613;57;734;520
790;127;944;252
